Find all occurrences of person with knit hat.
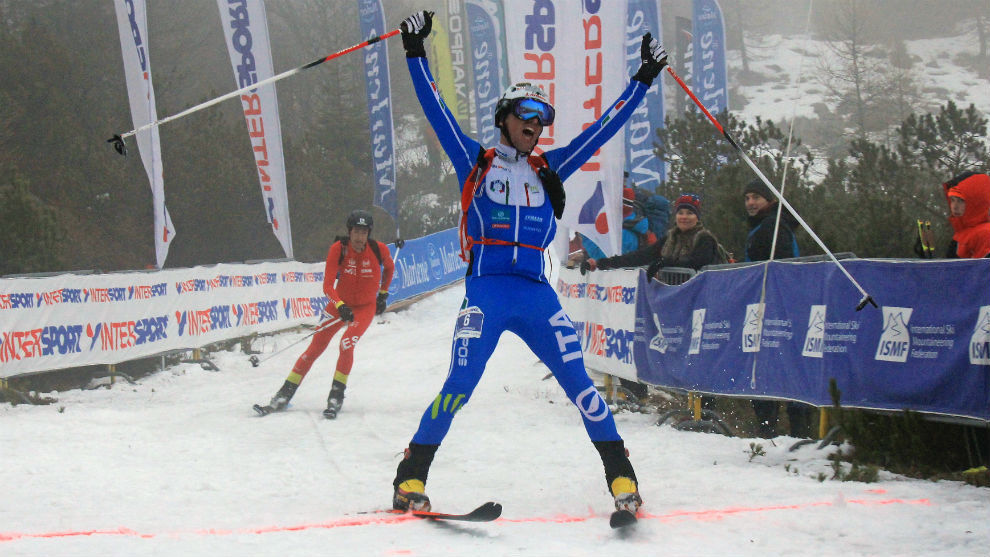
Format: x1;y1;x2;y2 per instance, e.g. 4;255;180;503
741;179;811;438
942;172;990;259
743;179;799;262
583;193;720;275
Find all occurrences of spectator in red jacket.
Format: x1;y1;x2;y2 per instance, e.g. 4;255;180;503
256;209;394;419
943;172;990;259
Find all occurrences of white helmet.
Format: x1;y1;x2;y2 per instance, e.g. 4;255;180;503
494;82;555;126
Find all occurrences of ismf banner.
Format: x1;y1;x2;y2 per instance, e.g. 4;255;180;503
467;0;510;146
217;0;293;259
557;267;638;382
691;0;729;116
357;0;398;225
633;259;990;422
113;0;175;268
504;0;628;257
624;0;666;190
386;228;468;302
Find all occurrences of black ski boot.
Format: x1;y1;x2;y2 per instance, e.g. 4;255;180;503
594;440;643;513
254;380;298;416
322;380;346;419
392;443;439;511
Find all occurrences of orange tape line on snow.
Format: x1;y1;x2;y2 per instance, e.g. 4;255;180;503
0;498;930;543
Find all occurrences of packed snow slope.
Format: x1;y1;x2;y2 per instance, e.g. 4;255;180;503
1;285;987;556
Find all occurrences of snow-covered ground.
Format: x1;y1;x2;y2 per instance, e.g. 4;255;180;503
728;31;990;123
1;285;987;556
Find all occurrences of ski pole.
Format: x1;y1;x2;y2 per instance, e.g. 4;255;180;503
108;29;401;155
248;317;339;367
923;220;936;258
916;219;936;259
663;65;877;311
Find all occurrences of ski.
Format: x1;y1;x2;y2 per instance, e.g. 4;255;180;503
609;509;637;529
253;404;276;416
390;501;502;522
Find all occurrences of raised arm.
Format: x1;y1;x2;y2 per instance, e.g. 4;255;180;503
401;11;479;182
545;33;668;180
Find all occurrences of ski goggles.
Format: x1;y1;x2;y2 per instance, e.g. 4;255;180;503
512;98;555;126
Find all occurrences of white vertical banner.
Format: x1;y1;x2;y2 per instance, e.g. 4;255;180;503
216;0;293;259
113;0;175;268
503;1;627;257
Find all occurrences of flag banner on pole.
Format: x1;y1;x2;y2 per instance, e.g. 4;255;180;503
466;0;509;146
428;19;468;130
357;0;398;224
113;0;175;268
624;0;666;191
441;1;473;133
216;0;293;259
674;15;693;116
691;0;729;116
504;1;627;257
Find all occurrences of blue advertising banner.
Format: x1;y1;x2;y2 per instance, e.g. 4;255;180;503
691;0;729;116
357;0;398;224
624;0;666;190
635;259;990;421
466;0;508;147
386;228;467;302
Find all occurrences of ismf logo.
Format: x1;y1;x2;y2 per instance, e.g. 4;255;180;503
649;313;668;354
969;305;990;365
802;305;826;359
742;303;763;353
875;306;913;363
688;309;706;355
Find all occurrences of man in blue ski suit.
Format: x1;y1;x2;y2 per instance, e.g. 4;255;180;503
392;11;668;515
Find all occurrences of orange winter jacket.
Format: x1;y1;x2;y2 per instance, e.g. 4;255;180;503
944;173;990;259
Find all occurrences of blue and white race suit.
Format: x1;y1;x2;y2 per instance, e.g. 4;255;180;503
406;56;649;445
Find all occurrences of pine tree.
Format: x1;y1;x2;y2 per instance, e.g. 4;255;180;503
0;175;63;275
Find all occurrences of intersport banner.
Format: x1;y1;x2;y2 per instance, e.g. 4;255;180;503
0;261;327;377
691;0;729;115
624;0;666;190
557;267;638;382
466;0;510;147
113;0;175;269
0;228;467;379
357;0;398;225
216;0;293;259
504;0;628;257
634;259;990;422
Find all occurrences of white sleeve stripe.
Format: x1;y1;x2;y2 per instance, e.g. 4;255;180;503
557;82;644;173
410;58;473;169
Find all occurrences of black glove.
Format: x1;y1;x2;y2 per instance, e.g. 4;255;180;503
538;167;565;219
337;304;354;322
400;11;433;58
375;292;388;315
632;32;668;86
646;257;666;279
579;260;591;275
